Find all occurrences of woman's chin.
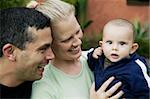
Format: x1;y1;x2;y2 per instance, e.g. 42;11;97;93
72;49;82;59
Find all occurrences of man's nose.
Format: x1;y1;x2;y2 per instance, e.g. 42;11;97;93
45;48;55;60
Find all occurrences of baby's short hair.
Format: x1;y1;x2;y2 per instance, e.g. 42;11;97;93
103;18;135;40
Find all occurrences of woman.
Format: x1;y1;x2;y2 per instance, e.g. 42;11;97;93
28;0;123;99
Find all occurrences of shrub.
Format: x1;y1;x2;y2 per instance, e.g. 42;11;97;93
133;20;149;58
0;0;30;9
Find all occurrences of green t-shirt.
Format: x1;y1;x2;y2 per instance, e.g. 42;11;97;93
31;51;94;99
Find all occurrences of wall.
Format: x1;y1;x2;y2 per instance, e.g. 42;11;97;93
36;0;149;35
84;0;149;35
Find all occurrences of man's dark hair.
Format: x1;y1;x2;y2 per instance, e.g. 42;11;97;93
0;7;51;57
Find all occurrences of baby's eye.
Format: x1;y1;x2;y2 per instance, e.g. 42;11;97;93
106;41;112;44
120;42;126;45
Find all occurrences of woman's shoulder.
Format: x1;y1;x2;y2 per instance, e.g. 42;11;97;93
32;77;58;99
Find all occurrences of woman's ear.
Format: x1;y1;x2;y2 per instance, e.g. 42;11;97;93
130;43;139;54
2;44;16;61
99;41;103;47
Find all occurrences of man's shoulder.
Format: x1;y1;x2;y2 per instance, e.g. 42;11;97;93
0;81;33;99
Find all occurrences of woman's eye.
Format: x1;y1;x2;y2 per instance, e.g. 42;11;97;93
62;37;72;43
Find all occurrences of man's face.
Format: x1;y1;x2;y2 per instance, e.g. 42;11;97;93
15;27;54;81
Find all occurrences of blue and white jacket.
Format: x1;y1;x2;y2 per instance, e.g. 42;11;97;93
88;52;150;99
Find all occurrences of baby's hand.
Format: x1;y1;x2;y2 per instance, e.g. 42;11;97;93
92;47;102;59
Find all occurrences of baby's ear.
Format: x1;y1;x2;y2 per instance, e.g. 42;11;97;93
99;41;103;47
130;43;139;54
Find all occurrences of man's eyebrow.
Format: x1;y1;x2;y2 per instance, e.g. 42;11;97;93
37;44;51;50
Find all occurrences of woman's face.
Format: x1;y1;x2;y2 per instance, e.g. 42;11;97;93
51;14;83;61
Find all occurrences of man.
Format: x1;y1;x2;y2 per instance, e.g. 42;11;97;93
0;7;54;98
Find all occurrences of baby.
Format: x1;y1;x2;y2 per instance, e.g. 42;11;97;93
88;18;150;98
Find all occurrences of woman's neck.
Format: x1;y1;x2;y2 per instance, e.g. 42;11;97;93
51;58;82;75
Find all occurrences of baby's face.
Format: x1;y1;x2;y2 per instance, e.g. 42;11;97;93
101;25;134;62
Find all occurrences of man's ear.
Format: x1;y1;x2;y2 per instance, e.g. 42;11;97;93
99;41;103;47
130;43;139;54
2;44;16;61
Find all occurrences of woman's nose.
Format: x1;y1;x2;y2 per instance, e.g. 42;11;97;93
72;37;82;46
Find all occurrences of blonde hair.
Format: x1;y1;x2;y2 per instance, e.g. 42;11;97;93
35;0;75;25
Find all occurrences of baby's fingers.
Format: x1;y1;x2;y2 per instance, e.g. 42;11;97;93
92;47;102;59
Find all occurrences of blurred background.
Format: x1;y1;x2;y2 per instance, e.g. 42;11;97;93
0;0;149;60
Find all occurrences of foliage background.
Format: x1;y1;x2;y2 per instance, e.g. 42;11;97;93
0;0;30;9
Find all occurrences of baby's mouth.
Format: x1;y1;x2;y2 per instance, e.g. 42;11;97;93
111;54;119;59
